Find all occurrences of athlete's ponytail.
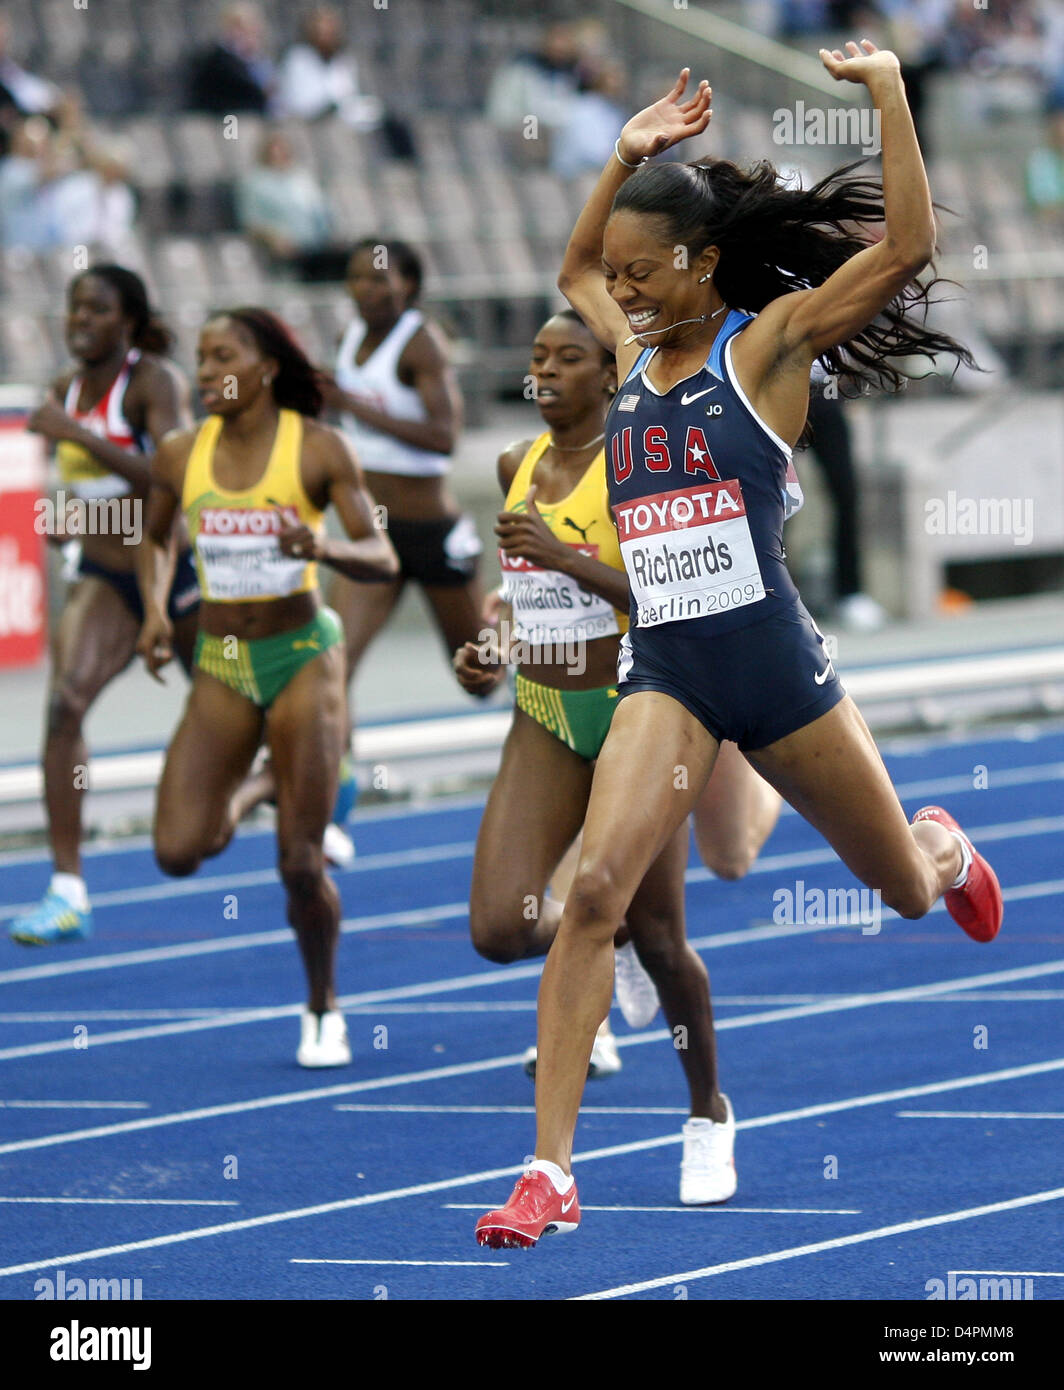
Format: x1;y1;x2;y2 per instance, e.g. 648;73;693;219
611;158;979;396
217;307;324;417
70;264;174;355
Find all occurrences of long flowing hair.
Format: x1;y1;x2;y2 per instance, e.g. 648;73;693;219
611;158;978;395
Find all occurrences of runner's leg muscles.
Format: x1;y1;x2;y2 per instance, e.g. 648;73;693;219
154;674;264;876
469;708;593;962
534;692;718;1169
44;579;139;875
268;645;347;1014
745;696;961;919
692;738;782;880
625;823;726;1121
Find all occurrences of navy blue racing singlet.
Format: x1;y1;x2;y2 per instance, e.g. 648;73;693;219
606;310;805;638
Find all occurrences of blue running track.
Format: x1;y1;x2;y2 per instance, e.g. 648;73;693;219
0;724;1062;1303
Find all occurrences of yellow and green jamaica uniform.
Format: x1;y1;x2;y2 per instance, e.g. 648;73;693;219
500;433;628;760
182;408;342;708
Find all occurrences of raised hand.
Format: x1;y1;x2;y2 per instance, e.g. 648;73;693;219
617;68;712;166
819;39;901;87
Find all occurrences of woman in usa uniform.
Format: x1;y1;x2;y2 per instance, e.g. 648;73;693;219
476;42;1004;1249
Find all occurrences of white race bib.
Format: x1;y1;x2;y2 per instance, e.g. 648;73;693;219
499;543;620;645
613;480;765;628
196;506;310;601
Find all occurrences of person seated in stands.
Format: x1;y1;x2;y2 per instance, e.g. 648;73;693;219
1026;92;1064;223
277;3;382;129
235;127;347;281
187;2;274;115
550;60;628;181
486;21;582;143
0;9;61;153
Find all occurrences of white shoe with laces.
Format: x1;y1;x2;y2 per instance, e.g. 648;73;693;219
680;1095;737;1205
297;1009;351;1067
613;940;660;1028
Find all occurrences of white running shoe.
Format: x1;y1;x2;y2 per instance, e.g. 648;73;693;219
613;940;660;1028
521;1025;623;1079
588;1027;622;1077
835;591;887;632
323;822;356;868
297;1009;351;1067
680;1095;737;1205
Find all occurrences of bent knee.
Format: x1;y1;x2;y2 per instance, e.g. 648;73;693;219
46;683;92;738
470;920;526;965
695;828;760;881
155;844;201;878
279;846;326;900
882;885;934;921
566;862;627;934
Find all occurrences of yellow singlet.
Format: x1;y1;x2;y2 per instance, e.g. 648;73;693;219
181;409;324;603
500;432;628;645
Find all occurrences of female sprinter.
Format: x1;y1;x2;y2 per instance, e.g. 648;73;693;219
136;308;397;1066
457;308;780;1201
476;44;1003;1248
232;238;487;861
10;265;198;946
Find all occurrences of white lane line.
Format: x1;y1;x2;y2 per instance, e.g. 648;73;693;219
2;959;1063;1144
2;806;1060;963
686;818;1064;886
0;842;478;923
0;1100;148;1110
334;1105;688;1115
0;1011;269;1021
3;986;1058;1026
2;870;1062;1063
2;1057;1061;1281
290;1258;507;1267
897;1110;1064;1120
571;1186;1064;1300
0;791;493;869
0;901;471;987
0;1197;237;1206
3;752;1059;871
443;1204;863;1215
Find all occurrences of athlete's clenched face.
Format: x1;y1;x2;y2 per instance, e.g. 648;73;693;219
345;247;414;330
529;318;614;429
602;210;720;348
196;317;277;417
65;275;131;365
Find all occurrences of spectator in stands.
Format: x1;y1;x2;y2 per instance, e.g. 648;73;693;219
551;61;627;181
277;4;381;128
276;3;414;159
1026;94;1064;222
486;22;582;138
235;127;347;280
0;10;60;119
0;10;61;155
187;2;274;115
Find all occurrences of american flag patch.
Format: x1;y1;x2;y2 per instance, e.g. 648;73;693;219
617;394;640;412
